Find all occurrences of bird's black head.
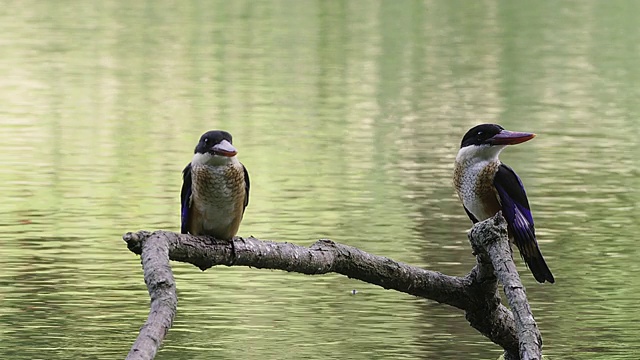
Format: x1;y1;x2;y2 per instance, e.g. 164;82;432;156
460;124;535;148
194;130;237;157
460;124;504;148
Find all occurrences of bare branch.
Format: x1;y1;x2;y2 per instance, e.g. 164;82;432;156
125;232;177;360
129;233;471;308
122;212;543;359
469;213;543;360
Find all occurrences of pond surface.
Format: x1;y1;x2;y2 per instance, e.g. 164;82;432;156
1;1;639;359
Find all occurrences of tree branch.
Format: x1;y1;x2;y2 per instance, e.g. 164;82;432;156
122;212;543;360
125;232;177;360
468;214;543;360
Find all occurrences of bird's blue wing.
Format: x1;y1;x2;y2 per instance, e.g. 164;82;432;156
180;163;192;234
494;163;554;283
494;164;535;252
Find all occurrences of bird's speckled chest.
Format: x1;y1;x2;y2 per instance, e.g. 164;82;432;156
191;163;245;204
189;162;246;238
453;159;502;221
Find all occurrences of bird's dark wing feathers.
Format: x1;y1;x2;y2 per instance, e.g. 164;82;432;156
464;206;479;223
242;164;250;211
494;164;536;253
494;164;554;283
180;163;192;234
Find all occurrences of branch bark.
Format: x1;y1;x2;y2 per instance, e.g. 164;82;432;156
123;212;543;360
125;232;177;360
468;214;543;359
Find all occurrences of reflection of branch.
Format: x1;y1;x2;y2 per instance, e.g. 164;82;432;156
123;213;543;360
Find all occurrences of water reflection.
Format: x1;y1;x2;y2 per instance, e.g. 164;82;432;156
1;1;640;359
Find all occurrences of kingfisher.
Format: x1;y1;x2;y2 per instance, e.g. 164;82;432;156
453;124;554;283
180;130;250;240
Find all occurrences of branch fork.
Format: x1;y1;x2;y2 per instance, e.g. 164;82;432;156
123;212;543;360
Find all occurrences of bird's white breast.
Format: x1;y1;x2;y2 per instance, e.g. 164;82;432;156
454;145;503;221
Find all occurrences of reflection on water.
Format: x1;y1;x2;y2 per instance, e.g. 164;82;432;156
1;1;640;359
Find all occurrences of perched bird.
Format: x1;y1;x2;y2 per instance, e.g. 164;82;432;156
453;124;554;283
180;130;250;240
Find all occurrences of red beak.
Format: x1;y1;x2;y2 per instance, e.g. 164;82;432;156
489;130;536;145
211;140;237;157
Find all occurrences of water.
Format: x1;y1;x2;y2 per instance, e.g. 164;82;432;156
1;1;639;359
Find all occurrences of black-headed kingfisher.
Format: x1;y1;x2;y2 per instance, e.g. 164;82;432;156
181;130;250;240
453;124;554;283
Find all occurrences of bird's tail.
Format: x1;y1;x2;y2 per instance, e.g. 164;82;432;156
523;246;555;284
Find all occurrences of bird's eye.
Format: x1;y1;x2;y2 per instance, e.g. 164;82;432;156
203;138;209;143
477;131;483;136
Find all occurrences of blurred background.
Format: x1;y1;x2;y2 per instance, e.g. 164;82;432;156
1;1;639;359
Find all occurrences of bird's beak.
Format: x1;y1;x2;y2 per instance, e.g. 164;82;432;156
211;140;237;157
489;130;536;145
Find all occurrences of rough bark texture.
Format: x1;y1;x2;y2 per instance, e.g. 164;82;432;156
125;231;177;360
123;212;543;360
469;215;543;360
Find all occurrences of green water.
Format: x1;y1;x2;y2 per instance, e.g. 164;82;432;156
1;1;639;359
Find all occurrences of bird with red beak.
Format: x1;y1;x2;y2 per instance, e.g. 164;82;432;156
453;124;554;283
181;130;250;240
